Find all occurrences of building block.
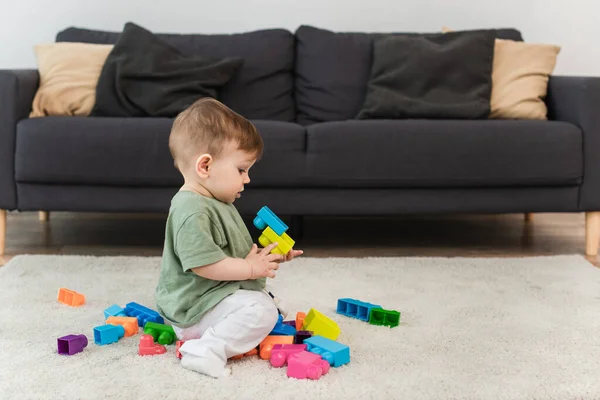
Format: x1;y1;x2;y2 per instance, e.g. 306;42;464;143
337;298;382;322
369;308;401;328
304;335;350;367
270;314;297;336
104;304;127;319
93;324;125;345
230;348;258;360
106;316;139;337
270;344;307;367
294;330;313;345
143;321;176;345
176;340;184;359
258;226;295;255
57;288;85;307
124;302;164;327
287;351;330;380
283;320;296;328
57;334;88;355
259;335;294;359
303;308;340;340
253;206;288;236
138;334;167;356
296;312;306;331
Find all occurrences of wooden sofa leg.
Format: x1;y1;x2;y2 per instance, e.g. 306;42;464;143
0;209;6;256
39;211;49;222
586;212;600;256
524;213;533;222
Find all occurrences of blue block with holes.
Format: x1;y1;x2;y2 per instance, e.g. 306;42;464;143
336;298;382;322
304;335;350;367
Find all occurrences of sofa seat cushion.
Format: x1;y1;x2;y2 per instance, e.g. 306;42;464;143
305;120;582;188
15;117;306;188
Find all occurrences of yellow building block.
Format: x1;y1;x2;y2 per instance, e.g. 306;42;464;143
303;308;340;340
258;226;295;255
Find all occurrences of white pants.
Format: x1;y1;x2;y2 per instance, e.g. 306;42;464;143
173;289;279;378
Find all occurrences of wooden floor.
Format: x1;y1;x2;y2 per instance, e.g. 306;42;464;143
0;211;598;267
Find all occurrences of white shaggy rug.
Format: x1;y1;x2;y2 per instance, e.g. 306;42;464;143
1;254;600;400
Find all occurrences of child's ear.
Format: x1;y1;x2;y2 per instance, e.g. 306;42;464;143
195;154;212;178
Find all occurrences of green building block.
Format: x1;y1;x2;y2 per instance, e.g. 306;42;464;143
368;308;400;328
143;322;176;345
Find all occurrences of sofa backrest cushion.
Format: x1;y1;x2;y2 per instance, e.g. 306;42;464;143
56;26;296;122
294;25;523;125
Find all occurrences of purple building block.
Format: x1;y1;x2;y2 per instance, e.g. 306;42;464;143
294;330;313;344
57;334;88;355
282;320;296;328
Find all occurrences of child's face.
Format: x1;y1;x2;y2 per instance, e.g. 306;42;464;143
203;142;256;204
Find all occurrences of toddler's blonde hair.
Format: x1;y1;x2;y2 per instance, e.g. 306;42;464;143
169;98;263;171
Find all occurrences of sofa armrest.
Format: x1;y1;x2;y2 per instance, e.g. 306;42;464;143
547;75;600;210
0;69;39;210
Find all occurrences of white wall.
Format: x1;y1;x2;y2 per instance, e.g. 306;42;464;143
0;0;598;75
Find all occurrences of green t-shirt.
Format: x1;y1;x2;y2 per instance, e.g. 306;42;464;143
155;190;265;328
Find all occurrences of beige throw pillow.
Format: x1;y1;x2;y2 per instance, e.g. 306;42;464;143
490;39;560;119
441;27;560;119
30;42;113;117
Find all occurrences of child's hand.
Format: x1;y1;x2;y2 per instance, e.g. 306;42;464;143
245;243;283;279
282;248;304;262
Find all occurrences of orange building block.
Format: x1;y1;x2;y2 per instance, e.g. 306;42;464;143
259;335;294;360
230;348;258;360
296;312;306;331
57;288;85;307
106;316;139;337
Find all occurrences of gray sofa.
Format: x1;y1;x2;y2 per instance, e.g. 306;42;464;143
1;25;600;256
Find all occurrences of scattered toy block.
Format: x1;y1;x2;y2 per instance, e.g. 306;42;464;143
143;321;176;345
253;206;288;236
57;288;85;307
270;314;297;336
259;335;294;360
336;298;382;322
304;335;350;367
258;226;295;255
93;324;125;345
124;302;164;327
138;334;167;356
176;340;185;359
230;348;258;360
369;308;401;328
270;344;307;367
294;330;313;344
104;304;127;319
303;308;340;340
57;334;88;355
296;312;306;331
282;320;296;328
106;316;139;337
287;351;330;380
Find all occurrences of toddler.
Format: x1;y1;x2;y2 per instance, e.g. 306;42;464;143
155;97;303;378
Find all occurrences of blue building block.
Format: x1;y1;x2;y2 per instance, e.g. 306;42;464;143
124;302;164;327
270;314;297;336
253;206;288;236
336;298;382;322
93;324;125;345
304;335;350;367
103;304;127;319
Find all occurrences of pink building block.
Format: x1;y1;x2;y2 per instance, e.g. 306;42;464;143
138;334;166;356
270;344;307;367
176;340;185;359
286;351;330;380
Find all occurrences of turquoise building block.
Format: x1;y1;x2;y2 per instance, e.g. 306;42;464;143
103;304;127;319
303;335;350;367
253;206;288;236
336;298;382;322
93;324;125;345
